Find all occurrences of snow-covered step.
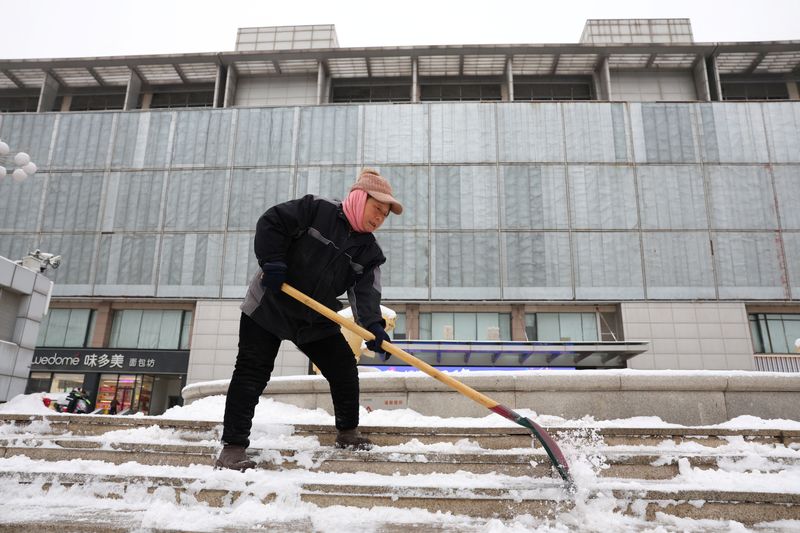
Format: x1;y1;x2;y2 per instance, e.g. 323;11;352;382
3;435;799;483
1;464;799;525
3;413;798;450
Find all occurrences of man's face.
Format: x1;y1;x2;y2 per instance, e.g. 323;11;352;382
362;196;390;232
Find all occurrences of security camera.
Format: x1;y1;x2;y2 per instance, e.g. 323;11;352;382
19;249;62;273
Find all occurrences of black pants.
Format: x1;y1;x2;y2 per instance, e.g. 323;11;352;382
221;313;361;447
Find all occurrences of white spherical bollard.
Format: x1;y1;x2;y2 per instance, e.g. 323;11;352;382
13;152;31;166
22;162;37;175
0;141;9;155
0;166;6;178
12;168;27;182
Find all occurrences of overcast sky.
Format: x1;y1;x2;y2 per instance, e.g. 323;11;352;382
2;0;799;59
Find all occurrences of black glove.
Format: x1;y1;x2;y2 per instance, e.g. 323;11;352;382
365;321;391;359
260;261;287;292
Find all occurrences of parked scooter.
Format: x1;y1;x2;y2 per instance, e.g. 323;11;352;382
54;388;94;414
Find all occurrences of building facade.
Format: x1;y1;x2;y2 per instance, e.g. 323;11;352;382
1;19;799;410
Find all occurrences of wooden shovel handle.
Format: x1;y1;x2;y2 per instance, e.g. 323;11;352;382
280;283;497;410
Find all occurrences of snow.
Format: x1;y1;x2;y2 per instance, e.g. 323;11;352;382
1;388;800;531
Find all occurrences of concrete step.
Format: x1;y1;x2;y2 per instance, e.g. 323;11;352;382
3;413;798;449
0;468;798;525
3;435;798;480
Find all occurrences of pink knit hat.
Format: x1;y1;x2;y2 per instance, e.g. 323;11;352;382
350;168;403;215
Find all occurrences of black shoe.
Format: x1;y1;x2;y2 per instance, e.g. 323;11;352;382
215;444;256;471
335;428;373;451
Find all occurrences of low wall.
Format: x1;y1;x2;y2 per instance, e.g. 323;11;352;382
182;370;800;426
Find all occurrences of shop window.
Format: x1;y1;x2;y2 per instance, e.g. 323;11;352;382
96;373;154;414
36;309;95;347
418;312;511;340
109;309;193;350
25;372;53;394
525;312;598;342
50;373;85;393
749;313;800;353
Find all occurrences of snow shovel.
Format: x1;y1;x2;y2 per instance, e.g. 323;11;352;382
281;283;573;486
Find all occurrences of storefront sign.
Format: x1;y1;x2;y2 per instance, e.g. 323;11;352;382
32;348;189;374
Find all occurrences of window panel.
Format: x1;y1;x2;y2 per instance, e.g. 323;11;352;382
497;103;564;162
630;103;698;163
171;109;232;166
222;232;257;291
573;232;643;299
503;232;571;299
697;103;769;163
433;232;501;298
295;166;358;201
569;166;637;230
783;233;800;296
50;113;114;169
0;113;56;170
638;165;707;229
0;172;45;230
643;232;715;299
762;102;800;162
110;309;189;350
233;107;295;166
37;233;97;288
112;112;174;168
749;314;800;354
96;234;158;288
297;106;360;165
363;105;428;164
500;165;568;229
430;104;497;163
563;103;629;163
228;168;294;230
42;173;104;231
707;166;777;229
104;171;165;231
164;170;227;231
432;166;498;229
773;166;800;230
158;233;223;296
381;166;429;231
713;232;785;298
376;232;428;299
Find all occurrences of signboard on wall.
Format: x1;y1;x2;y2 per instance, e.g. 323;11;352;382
31;348;189;374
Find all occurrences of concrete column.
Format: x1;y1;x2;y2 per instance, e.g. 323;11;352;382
223;65;238;108
316;61;327;105
693;56;711;101
124;69;142;110
140;93;153;110
37;71;60;112
706;56;723;101
213;64;227;108
405;305;419;340
505;57;514;102
90;302;113;348
511;305;527;341
411;57;419;103
787;81;800;100
59;96;72;112
597;56;611;100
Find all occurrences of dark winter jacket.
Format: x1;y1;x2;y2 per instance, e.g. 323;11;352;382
240;194;386;345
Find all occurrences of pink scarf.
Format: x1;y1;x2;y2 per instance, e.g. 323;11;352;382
342;189;370;233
